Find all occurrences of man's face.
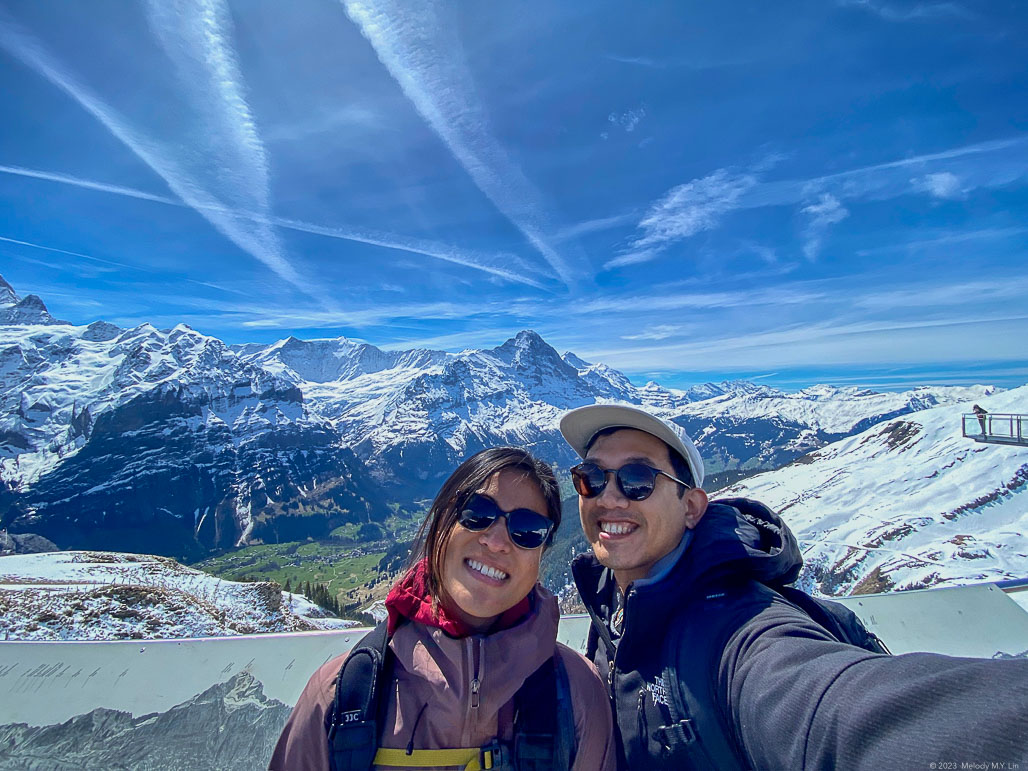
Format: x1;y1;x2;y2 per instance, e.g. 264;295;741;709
579;428;706;588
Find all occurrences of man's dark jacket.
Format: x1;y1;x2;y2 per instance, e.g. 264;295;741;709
572;498;1028;770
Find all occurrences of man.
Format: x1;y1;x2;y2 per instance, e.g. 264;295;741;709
561;403;1027;770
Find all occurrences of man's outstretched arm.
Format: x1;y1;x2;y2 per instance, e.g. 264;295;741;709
722;604;1028;770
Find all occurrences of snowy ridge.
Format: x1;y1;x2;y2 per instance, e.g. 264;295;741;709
719;386;1028;595
1;320;307;487
0;273;1004;557
0;550;355;640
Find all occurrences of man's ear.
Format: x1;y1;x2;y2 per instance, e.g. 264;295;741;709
683;488;709;530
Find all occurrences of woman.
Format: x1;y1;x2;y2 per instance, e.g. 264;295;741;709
270;447;615;771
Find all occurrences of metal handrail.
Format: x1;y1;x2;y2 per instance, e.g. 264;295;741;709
961;412;1028;445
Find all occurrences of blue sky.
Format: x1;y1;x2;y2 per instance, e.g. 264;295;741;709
1;0;1026;391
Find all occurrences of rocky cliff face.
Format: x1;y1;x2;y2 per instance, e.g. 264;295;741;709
0;530;58;556
0;671;290;770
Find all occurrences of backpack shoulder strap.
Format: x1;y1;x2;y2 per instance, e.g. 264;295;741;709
773;585;891;655
512;653;576;771
657;586;758;771
326;622;390;771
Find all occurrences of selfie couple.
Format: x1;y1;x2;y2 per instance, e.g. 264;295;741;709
272;404;1028;771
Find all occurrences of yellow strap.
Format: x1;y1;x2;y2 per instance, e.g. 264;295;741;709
372;746;493;770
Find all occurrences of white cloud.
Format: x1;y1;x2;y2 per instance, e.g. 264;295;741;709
264;104;379;143
912;171;963;199
582;137;1028;248
837;0;970;21
621;325;682;341
856;227;1028;255
610;169;757;267
800;193;849;260
608;107;646;133
605;54;662;68
556;212;637;241
580;314;1028;373
341;0;580;286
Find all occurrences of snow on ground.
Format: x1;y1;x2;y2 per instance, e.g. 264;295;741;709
0;551;357;641
719;386;1028;595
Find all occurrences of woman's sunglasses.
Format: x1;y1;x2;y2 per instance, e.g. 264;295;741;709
457;493;554;550
570;462;692;502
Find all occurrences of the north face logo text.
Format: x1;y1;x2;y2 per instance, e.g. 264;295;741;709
647;676;669;706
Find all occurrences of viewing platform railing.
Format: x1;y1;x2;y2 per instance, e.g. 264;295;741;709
962;412;1028;446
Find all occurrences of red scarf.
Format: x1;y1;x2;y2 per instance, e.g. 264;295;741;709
385;558;531;637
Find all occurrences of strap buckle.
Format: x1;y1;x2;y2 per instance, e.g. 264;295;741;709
656;718;697;751
479;741;507;770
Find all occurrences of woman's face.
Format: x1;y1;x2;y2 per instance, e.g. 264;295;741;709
439;468;550;633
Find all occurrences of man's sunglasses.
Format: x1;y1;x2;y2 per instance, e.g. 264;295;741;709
457;493;555;550
570;462;692;502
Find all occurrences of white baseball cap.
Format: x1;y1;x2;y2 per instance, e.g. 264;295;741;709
559;404;705;487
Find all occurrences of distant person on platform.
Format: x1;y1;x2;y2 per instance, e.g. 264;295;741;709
973;403;989;437
561;403;1028;770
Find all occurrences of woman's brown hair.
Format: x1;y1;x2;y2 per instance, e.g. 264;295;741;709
407;447;561;604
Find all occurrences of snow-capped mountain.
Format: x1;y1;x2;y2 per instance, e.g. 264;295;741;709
0;280;383;558
720;386;1028;595
0;274;1001;558
237;329;994;495
0;274;65;325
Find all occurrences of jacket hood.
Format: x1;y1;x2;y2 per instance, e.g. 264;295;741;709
686;497;803;588
573;497;803;612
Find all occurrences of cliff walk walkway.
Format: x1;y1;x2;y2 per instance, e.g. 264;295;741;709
962;412;1028;446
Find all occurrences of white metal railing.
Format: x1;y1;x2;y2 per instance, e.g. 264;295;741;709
962;412;1028;445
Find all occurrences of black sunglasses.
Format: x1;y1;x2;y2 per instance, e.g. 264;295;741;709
457;493;555;550
570;462;692;502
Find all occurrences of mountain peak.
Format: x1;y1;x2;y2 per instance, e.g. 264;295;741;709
0;293;66;325
513;329;546;347
0;273;18;306
494;329;556;357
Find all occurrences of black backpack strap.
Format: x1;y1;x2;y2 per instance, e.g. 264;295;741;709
512;653;576;771
773;585;891;654
326;622;390;771
657;589;756;771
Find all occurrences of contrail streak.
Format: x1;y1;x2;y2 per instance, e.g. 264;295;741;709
0;10;322;304
0;163;548;287
342;0;581;287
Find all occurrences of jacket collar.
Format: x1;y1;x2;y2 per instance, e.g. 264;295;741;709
573;497;804;617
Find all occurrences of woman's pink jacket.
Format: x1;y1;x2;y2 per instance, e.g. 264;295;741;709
270;585;615;771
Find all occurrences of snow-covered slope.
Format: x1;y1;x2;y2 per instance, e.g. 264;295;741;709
0;550;355;640
718;386;1028;595
674;382;996;472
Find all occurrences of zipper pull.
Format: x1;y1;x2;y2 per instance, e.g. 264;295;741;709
470;677;480;709
608;659;615;689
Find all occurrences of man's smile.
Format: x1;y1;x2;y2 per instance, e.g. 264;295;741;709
597;519;639;538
